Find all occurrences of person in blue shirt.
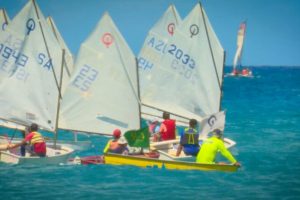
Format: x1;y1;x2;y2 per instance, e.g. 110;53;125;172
176;119;200;157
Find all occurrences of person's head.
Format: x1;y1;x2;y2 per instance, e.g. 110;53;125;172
162;112;170;120
189;119;197;128
213;129;223;138
29;123;38;132
113;129;121;139
118;136;128;146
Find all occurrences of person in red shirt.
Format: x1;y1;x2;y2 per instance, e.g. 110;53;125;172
159;112;176;141
7;123;47;157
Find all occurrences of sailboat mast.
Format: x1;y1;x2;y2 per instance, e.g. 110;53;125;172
135;58;142;129
219;50;226;111
32;0;62;99
54;49;65;148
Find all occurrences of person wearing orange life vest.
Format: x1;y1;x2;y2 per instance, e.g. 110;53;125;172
159;111;176;141
103;129;128;155
6;123;47;157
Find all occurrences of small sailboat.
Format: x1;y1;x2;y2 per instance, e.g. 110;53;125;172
138;3;236;160
229;21;252;77
0;0;74;164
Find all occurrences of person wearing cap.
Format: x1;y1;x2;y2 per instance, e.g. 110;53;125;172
103;129;128;155
196;129;241;166
6;123;47;157
176;119;200;157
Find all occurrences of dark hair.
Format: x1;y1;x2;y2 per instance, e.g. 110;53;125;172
29;123;39;132
162;112;170;120
213;129;223;137
189;119;197;128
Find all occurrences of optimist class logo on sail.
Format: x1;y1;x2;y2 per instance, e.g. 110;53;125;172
101;33;114;48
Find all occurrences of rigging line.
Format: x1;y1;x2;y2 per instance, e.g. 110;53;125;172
171;4;180;25
114;31;142;106
32;0;62;99
199;2;222;91
47;16;72;77
141;103;191;121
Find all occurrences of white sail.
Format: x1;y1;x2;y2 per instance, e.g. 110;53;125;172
0;0;63;131
59;12;140;135
233;21;246;71
140;3;224;124
0;8;10;31
138;5;188;124
47;16;74;94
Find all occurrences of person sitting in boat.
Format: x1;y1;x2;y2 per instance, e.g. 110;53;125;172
242;68;249;76
176;119;200;157
196;129;241;166
158;111;176;141
232;69;239;76
103;129;129;155
6;123;47;157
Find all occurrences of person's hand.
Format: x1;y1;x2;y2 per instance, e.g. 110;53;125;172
233;162;241;167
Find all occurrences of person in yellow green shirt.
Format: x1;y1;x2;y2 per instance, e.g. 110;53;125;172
196;129;241;166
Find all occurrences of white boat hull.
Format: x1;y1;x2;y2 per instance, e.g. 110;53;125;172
0;146;74;165
0;136;91;151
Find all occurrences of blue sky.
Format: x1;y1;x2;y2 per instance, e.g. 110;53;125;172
1;0;300;66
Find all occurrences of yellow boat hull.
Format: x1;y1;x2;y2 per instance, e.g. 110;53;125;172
104;153;239;172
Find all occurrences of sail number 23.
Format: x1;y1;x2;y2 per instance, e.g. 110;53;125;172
72;64;99;91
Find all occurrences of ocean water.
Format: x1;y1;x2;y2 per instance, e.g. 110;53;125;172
0;66;299;200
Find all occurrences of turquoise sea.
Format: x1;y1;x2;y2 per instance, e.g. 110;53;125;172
0;66;299;200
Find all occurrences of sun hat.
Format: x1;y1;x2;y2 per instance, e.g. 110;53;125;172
118;137;128;145
113;129;121;138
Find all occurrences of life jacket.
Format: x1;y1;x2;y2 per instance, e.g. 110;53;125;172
29;132;45;145
180;128;199;145
161;119;176;140
109;140;120;150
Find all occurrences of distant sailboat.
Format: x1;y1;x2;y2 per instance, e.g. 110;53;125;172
139;3;236;160
230;21;252;77
59;12;141;136
0;0;74;164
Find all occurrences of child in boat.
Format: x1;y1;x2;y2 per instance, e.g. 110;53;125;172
103;129;129;155
6;123;47;157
